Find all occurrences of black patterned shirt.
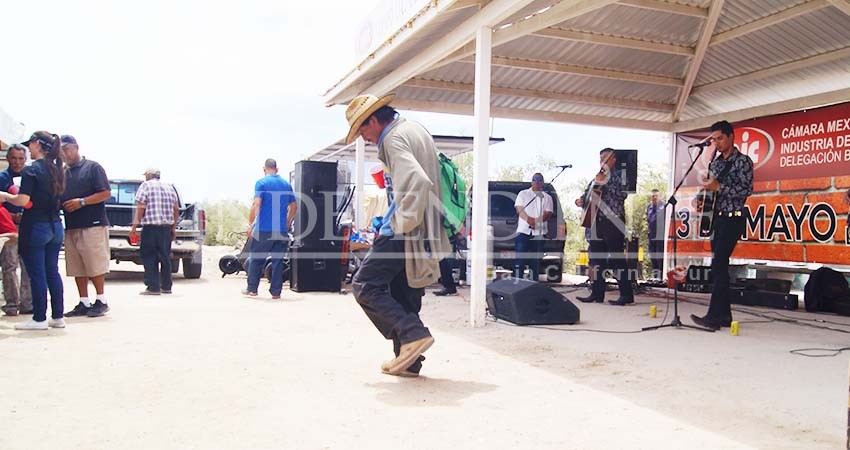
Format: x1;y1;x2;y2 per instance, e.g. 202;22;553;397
710;147;753;212
583;167;628;220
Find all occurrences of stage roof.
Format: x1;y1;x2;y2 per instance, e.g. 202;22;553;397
324;0;850;133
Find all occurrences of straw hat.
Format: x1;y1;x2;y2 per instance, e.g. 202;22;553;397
344;93;396;144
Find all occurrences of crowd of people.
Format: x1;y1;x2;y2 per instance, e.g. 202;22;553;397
0;132;182;330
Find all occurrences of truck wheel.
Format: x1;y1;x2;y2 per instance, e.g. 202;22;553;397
171;259;180;274
183;251;203;279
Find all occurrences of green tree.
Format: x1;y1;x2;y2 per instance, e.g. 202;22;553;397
201;199;251;246
625;162;669;277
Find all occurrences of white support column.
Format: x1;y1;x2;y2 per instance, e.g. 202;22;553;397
470;26;492;328
355;137;366;228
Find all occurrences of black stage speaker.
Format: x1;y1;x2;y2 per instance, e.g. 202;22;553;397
731;288;798;310
740;278;792;294
486;278;580;325
293;160;339;246
290;247;342;293
614;149;638;193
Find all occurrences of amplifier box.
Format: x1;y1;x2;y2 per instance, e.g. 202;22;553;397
678;283;712;293
731;288;798;310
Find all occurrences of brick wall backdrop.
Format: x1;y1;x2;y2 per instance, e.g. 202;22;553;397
670;176;850;266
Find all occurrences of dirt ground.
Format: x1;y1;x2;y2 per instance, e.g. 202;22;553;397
1;245;847;449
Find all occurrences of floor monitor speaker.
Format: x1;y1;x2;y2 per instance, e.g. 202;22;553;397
486;277;580;325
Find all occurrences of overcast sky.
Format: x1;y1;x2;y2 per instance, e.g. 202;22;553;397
3;0;669;203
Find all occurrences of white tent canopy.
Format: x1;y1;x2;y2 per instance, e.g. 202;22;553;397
308;135;504;163
324;0;850;326
0;107;26;146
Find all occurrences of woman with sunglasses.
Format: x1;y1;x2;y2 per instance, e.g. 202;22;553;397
0;131;66;330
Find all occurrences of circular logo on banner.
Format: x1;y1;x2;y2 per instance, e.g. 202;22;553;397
736;127;775;170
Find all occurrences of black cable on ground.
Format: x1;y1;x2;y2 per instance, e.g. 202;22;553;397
789;347;850;358
485;314;647;334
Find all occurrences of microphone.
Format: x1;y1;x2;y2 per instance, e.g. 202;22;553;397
555;164;573;168
688;141;710;149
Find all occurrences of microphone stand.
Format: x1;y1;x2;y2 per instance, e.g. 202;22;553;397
642;145;714;333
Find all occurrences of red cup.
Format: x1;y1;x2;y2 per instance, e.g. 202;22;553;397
8;184;19;195
129;234;139;246
370;165;386;189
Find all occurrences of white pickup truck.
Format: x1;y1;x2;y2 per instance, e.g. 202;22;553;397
105;179;205;279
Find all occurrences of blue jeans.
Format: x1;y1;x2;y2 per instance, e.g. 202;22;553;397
514;232;543;281
247;232;288;296
141;226;173;292
21;221;64;322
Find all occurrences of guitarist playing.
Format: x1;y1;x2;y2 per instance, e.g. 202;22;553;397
576;148;634;306
691;121;754;330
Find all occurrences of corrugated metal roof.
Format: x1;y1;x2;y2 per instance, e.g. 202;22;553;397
494;0;562;30
325;0;850;131
557;3;704;45
715;0;811;33
493;35;687;78
698;7;850;84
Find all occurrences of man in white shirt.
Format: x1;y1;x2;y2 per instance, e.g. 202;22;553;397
514;173;554;281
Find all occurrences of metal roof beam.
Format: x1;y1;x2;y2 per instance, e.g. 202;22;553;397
692;46;850;95
470;55;684;87
673;87;850;132
827;0;850;16
532;28;694;56
350;0;537;105
711;0;830;46
617;0;708;18
405;78;676;111
391;98;673;131
427;0;619;75
672;0;724;121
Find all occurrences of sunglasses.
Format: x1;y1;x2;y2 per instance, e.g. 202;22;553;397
531;177;544;182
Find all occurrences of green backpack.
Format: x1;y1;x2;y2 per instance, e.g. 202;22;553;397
438;153;467;236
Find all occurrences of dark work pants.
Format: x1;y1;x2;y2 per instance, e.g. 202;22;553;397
588;217;633;299
648;238;664;278
438;257;456;292
514;232;543;281
141;225;173;292
706;216;746;320
352;235;429;373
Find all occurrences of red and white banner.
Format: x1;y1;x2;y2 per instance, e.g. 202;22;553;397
675;102;850;185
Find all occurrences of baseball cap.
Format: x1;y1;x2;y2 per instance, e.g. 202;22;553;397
60;135;78;146
144;168;161;176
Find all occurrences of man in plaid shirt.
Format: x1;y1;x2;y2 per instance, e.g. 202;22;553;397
130;168;179;295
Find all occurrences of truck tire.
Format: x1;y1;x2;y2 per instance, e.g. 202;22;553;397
171;259;180;274
263;261;291;283
183;251;203;279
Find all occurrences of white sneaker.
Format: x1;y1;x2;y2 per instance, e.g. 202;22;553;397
15;319;48;330
48;318;65;328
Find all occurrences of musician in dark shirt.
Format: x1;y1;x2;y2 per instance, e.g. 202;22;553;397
575;148;634;305
645;189;666;279
691;120;754;330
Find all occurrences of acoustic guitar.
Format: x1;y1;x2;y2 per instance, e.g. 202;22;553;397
580;152;616;229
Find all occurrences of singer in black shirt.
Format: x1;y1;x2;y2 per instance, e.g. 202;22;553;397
691;121;754;330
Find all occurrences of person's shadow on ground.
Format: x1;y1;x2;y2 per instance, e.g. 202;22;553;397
366;377;498;407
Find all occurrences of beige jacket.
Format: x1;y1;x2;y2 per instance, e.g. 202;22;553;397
378;118;451;288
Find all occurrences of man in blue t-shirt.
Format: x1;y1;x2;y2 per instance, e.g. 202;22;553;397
243;158;296;299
